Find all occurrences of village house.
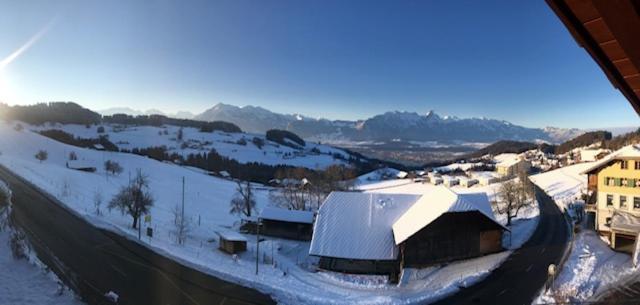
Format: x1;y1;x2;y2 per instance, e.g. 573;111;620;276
309;187;506;280
582;145;640;254
578;148;611;163
495;156;530;178
259;206;315;241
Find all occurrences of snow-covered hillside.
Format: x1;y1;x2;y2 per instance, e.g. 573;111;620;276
0;121;530;305
31;123;355;170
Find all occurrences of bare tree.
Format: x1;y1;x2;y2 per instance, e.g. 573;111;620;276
172;204;191;245
35;150;48;163
104;160;123;176
108;170;154;229
230;181;256;217
269;182;308;211
93;188;103;216
177;127;184;141
496;178;534;227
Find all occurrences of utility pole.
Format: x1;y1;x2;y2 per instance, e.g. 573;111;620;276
256;217;260;275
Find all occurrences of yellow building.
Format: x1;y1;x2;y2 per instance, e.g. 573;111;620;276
582;145;640;253
495;157;530;178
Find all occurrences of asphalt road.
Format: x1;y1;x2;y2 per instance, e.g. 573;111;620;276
432;187;569;305
0;165;275;305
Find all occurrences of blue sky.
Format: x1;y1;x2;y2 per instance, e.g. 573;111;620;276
0;0;637;128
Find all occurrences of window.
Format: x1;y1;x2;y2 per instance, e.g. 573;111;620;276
607;194;614;207
634;197;640;209
620;196;627;208
606;217;612;226
622;160;629;169
635;161;640;170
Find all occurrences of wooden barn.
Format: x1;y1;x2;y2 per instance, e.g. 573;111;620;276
217;231;247;254
66;160;97;172
259;207;315;241
309;187;507;279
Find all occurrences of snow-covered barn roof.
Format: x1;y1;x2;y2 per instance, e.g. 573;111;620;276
66;160;96;170
581;145;640;175
310;187;506;260
392;187;507;245
259;206;314;224
92;143;105;150
309;192;419;260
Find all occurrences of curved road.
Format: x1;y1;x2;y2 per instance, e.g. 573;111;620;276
0;165;275;305
433;187;569;305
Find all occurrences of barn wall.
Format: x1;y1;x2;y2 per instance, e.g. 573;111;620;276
318;257;399;275
261;219;313;241
403;212;503;267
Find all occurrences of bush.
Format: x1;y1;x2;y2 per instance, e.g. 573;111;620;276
236;138;247;146
104;160;123;176
35;150;48;162
97;126;105;133
252;137;265;149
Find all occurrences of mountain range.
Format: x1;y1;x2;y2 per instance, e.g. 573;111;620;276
193;103;584;144
99;103;584;144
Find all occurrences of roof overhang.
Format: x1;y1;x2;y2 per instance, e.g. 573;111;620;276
547;0;640;114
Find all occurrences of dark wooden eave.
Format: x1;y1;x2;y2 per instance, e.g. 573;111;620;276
546;0;640;115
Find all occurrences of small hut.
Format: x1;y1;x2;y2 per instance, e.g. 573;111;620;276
217;231;247;254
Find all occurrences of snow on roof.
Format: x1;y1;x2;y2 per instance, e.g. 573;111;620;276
396;171;408;178
217;230;248;242
392;187;507;245
309;192;419;260
311;187;506;260
92;143;105;150
493;153;518;164
471;171;499;179
219;170;230;177
611;210;640;234
581;145;640;174
259;206;314;224
66;160;96;169
496;157;523;168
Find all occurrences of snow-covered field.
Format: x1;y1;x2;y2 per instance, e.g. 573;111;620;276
0;121;536;305
31;123;354;170
531;163;634;303
0;183;84;305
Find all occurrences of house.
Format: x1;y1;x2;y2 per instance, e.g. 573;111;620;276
458;176;478;188
579;149;611;163
431;176;443;185
472;171;499;186
259;206;315;241
581;145;640;254
219;171;231;178
92;143;105;151
396;171;408;179
309;187;506;279
217;231;247;254
496;157;530;178
442;176;459;187
66;160;97;172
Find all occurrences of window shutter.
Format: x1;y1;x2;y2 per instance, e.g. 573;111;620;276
630;179;637;188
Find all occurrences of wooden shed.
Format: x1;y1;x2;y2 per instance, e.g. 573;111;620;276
217;231;247;254
259;207;314;241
